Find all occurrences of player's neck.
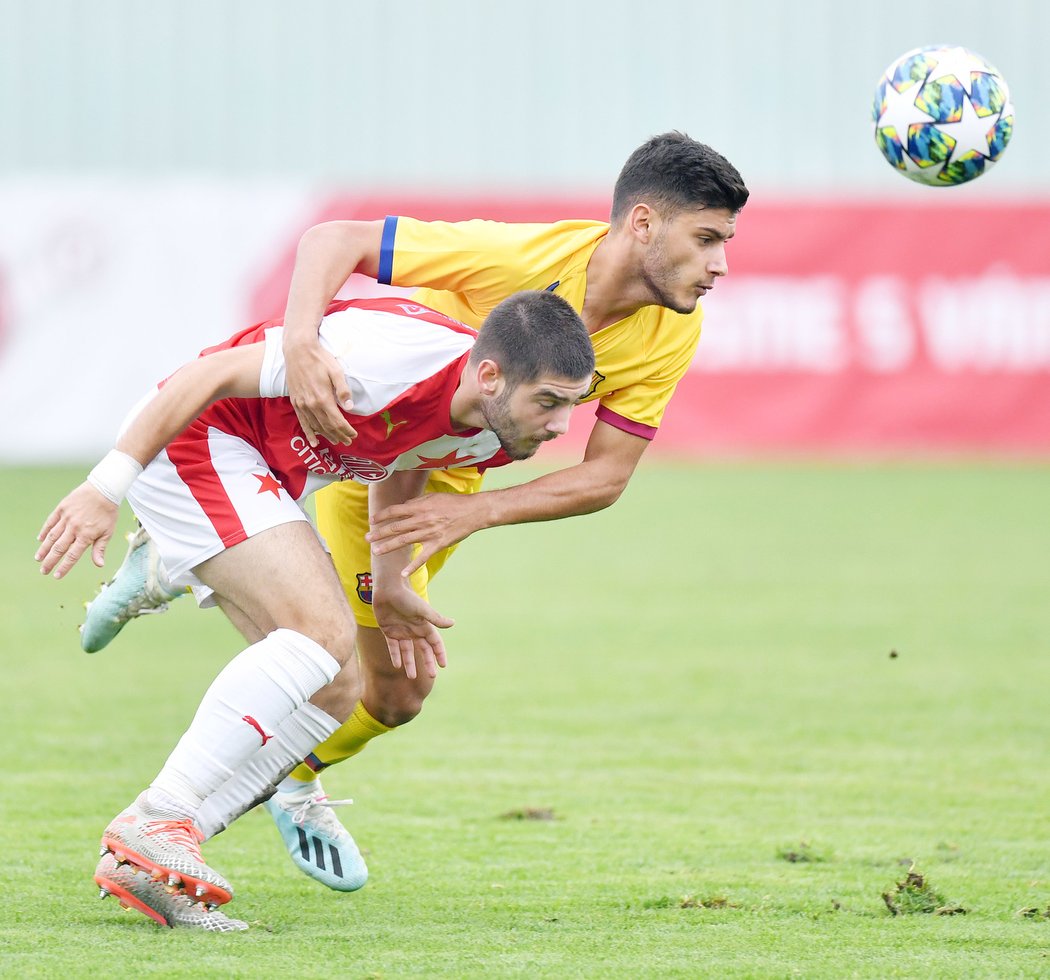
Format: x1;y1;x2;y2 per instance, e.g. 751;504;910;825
582;234;656;331
448;374;485;432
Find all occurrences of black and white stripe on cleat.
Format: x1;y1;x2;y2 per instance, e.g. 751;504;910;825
296;827;345;878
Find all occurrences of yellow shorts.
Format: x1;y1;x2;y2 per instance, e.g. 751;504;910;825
315;467;483;628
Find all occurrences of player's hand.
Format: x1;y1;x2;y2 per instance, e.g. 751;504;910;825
373;588;455;680
284;339;358;447
367;493;484;578
35;483;118;579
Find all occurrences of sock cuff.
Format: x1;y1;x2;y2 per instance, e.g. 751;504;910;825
269;628;341;686
354;700;393;736
294;701;342;744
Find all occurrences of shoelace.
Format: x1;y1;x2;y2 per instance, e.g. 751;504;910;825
288;794;354;827
143;818;206;860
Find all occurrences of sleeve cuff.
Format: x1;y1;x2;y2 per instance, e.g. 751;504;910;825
595;404;658;441
377;215;398;285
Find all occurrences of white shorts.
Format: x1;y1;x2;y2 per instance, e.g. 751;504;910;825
127;425;315;607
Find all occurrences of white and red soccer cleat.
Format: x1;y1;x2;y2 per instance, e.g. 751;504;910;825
100;793;233;907
94;853;248;931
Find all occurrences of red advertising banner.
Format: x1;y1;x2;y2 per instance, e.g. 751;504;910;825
674;201;1050;454
251;197;1050;456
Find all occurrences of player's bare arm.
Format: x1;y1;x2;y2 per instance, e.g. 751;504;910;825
367;420;649;578
35;344;267;579
282;220;385;447
368;470;455;679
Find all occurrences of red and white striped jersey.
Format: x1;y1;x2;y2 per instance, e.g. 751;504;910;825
167;298;505;501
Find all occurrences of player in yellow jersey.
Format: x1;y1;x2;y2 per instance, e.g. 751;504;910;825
80;132;749;889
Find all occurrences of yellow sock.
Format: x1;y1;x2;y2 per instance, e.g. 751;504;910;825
288;701;392;783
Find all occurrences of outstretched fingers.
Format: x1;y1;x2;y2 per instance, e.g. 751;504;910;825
383;633;447;680
36;521;110;578
34;484;118;578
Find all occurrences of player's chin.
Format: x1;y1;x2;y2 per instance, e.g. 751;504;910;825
503;439;546;461
668;292;701;315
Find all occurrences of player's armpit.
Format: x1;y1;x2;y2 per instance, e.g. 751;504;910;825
118;343;269;473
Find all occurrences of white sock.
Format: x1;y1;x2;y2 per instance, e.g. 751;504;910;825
196;701;340;839
144;785;197;820
150;628;340;814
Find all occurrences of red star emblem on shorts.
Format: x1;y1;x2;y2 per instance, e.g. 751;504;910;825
253;472;282;497
414;449;476;468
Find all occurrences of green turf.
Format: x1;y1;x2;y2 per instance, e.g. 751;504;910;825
2;461;1049;978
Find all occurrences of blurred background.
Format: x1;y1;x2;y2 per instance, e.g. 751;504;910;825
1;0;1048;461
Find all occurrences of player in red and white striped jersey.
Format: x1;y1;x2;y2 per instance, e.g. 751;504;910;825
35;290;593;928
126;295;556;597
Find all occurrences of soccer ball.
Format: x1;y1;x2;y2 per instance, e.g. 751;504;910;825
872;45;1014;186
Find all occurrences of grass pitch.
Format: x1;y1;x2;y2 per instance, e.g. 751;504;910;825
1;461;1049;978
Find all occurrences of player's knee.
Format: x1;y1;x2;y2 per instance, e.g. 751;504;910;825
365;678;430;728
369;698;424;729
295;611;358;670
309;667;363;722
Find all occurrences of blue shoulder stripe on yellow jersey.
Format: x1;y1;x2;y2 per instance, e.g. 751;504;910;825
378;216;398;284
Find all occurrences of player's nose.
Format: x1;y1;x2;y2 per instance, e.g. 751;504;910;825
546;408;572;436
708;243;729;277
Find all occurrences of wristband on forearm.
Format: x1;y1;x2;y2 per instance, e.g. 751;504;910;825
86;449;143;505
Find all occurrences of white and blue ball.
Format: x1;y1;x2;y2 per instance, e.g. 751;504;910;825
873;45;1014;186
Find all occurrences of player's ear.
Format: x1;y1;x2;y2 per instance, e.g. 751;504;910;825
476;358;503;396
628;203;654;243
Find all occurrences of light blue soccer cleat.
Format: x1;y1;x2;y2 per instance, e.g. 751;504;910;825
263;788;368;892
80;525;185;653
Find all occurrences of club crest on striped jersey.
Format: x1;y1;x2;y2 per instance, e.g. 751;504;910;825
289;436;390;482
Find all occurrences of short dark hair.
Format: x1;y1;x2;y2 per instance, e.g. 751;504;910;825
471;291;595;387
610;131;749;224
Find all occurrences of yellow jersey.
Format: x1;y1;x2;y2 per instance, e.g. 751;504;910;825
378;216;702;439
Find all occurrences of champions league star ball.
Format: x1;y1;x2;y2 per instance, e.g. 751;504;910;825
872;45;1014;186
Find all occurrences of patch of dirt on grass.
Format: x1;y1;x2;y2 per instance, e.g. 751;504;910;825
882;867;966;916
498;807;555;821
776;840;828;863
642;895;739;911
681;895;739;909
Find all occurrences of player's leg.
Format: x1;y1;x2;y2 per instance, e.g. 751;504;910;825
102;522;357;904
280;472;470;779
190;626;412;892
287;470;476;777
249;475;464;889
100;439;361;908
191;591;347;827
187;591;369;892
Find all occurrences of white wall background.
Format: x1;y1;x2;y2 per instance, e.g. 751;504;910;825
1;0;1047;194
